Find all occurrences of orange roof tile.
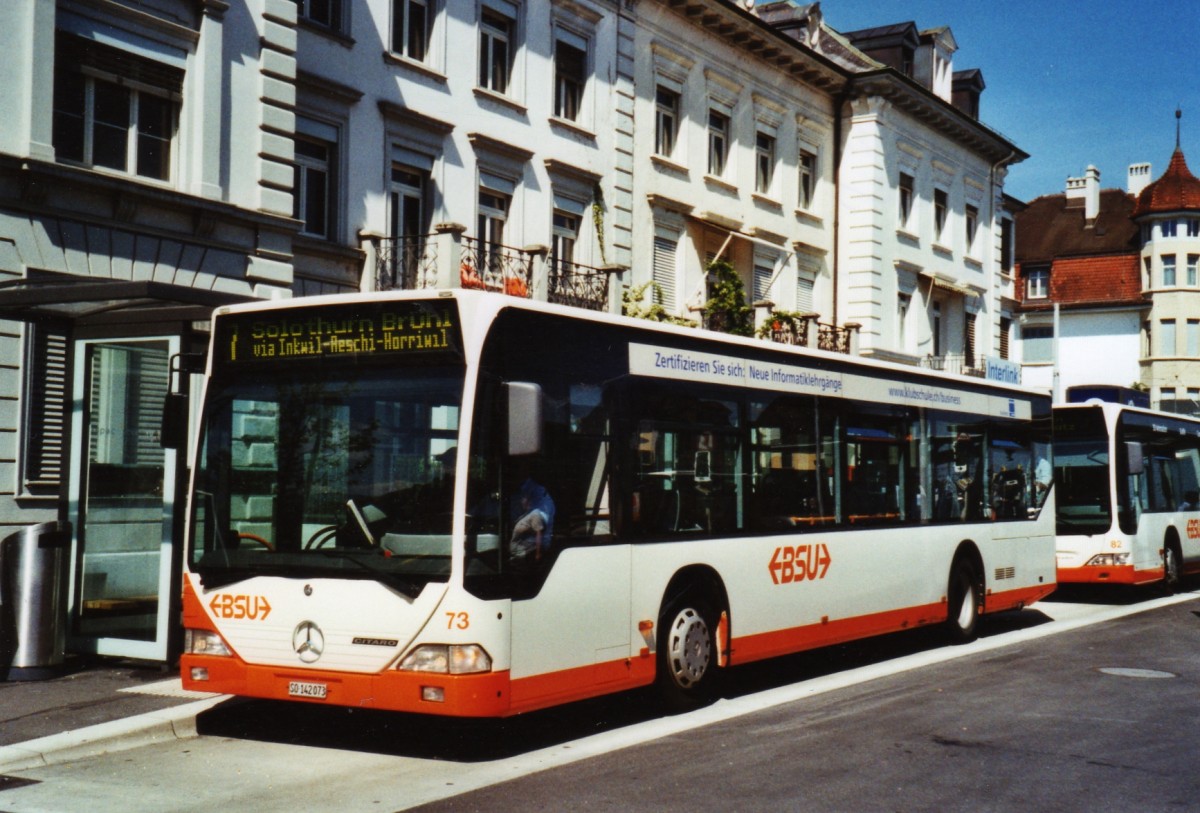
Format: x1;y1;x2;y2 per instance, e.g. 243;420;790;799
1132;149;1200;216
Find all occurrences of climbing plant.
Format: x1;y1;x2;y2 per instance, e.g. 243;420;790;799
703;258;753;337
622;281;697;327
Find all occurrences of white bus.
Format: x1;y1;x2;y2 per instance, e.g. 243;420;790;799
181;291;1055;715
1055;401;1200;588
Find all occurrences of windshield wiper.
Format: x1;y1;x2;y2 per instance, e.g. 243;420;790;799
316;549;424;599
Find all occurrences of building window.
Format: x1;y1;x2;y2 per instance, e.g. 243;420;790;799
551;209;579;286
1188;319;1200;357
1163;254;1177;287
798;149;816;209
386;162;430;286
297;0;344;31
1189;219;1200;237
707;110;729;177
933;188;948;239
1025;266;1049;300
1000;218;1013;273
965;204;979;253
931;301;943;357
479;8;513;94
999;316;1011;360
755;132;775;195
897;292;911;350
477;184;510;277
655;86;679;158
294;129;335;239
554;36;586;122
52;34;181;182
1188;254;1198;286
1161;319;1177;356
1023;325;1053;363
1162;219;1178;238
392;0;430;61
390;164;428;236
964;312;976;365
898;172;914;229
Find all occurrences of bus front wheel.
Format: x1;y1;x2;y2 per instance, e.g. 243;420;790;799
1163;542;1183;593
946;562;980;644
656;592;721;710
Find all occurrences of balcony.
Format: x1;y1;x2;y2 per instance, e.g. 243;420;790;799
921;353;986;378
372;226;614;313
757;310;859;355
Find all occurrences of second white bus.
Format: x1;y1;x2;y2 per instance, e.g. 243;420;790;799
1055;401;1200;588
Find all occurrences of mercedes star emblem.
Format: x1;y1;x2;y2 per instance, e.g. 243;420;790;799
292;621;325;663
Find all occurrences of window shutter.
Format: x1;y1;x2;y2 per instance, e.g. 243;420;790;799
796;274;814;313
653;235;677;312
23;327;69;494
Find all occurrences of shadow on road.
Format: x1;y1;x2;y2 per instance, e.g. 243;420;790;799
195;586;1168;763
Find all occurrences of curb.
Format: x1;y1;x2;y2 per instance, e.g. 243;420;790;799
0;694;229;773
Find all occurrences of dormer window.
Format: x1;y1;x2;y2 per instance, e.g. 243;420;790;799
1025;265;1049;300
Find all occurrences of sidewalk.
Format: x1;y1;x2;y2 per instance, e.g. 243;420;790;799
0;658;226;772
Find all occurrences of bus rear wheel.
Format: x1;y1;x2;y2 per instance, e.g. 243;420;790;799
656;592;721;711
946;562;980;644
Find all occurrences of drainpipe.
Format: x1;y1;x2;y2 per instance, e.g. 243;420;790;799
832;83;852;327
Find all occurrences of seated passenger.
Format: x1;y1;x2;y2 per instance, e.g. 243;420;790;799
510;478;555;564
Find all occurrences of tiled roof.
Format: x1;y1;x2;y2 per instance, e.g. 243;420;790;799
1132;149;1200;216
1015;189;1139;262
1017;254;1146;312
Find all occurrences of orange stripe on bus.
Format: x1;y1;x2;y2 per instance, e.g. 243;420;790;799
731;602;947;665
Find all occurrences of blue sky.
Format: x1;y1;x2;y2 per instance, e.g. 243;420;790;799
822;1;1194;202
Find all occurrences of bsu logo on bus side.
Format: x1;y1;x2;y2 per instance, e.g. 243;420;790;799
769;543;831;584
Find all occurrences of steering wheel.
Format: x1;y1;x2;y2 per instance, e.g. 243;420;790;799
237;531;274;551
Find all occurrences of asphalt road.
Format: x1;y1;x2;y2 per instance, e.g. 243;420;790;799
1;588;1198;813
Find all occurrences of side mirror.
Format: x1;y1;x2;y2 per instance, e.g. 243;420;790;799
160;392;189;450
505;382;543;456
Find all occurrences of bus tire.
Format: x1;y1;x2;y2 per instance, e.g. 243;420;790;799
1162;540;1183;593
946;561;980;644
656;590;721;711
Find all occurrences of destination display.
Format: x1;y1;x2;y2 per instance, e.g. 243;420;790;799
213;299;463;367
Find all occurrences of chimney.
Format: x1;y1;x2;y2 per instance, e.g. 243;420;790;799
1065;165;1101;222
1128;163;1152;196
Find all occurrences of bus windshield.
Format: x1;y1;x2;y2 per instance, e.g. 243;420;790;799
189;366;463;594
1054;408;1112;536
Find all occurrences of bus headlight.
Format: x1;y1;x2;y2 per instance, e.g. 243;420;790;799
184;629;232;657
1085;553;1131;567
398;644;492;674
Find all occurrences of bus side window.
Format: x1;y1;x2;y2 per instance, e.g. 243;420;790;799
750;395;836;529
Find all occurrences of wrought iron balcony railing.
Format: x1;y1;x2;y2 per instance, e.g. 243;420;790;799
459;237;533;298
376;234;438;291
548;259;610;312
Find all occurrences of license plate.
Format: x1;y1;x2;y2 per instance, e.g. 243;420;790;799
288;680;328;699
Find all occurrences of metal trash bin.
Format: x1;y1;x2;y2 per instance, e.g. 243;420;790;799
0;521;72;680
